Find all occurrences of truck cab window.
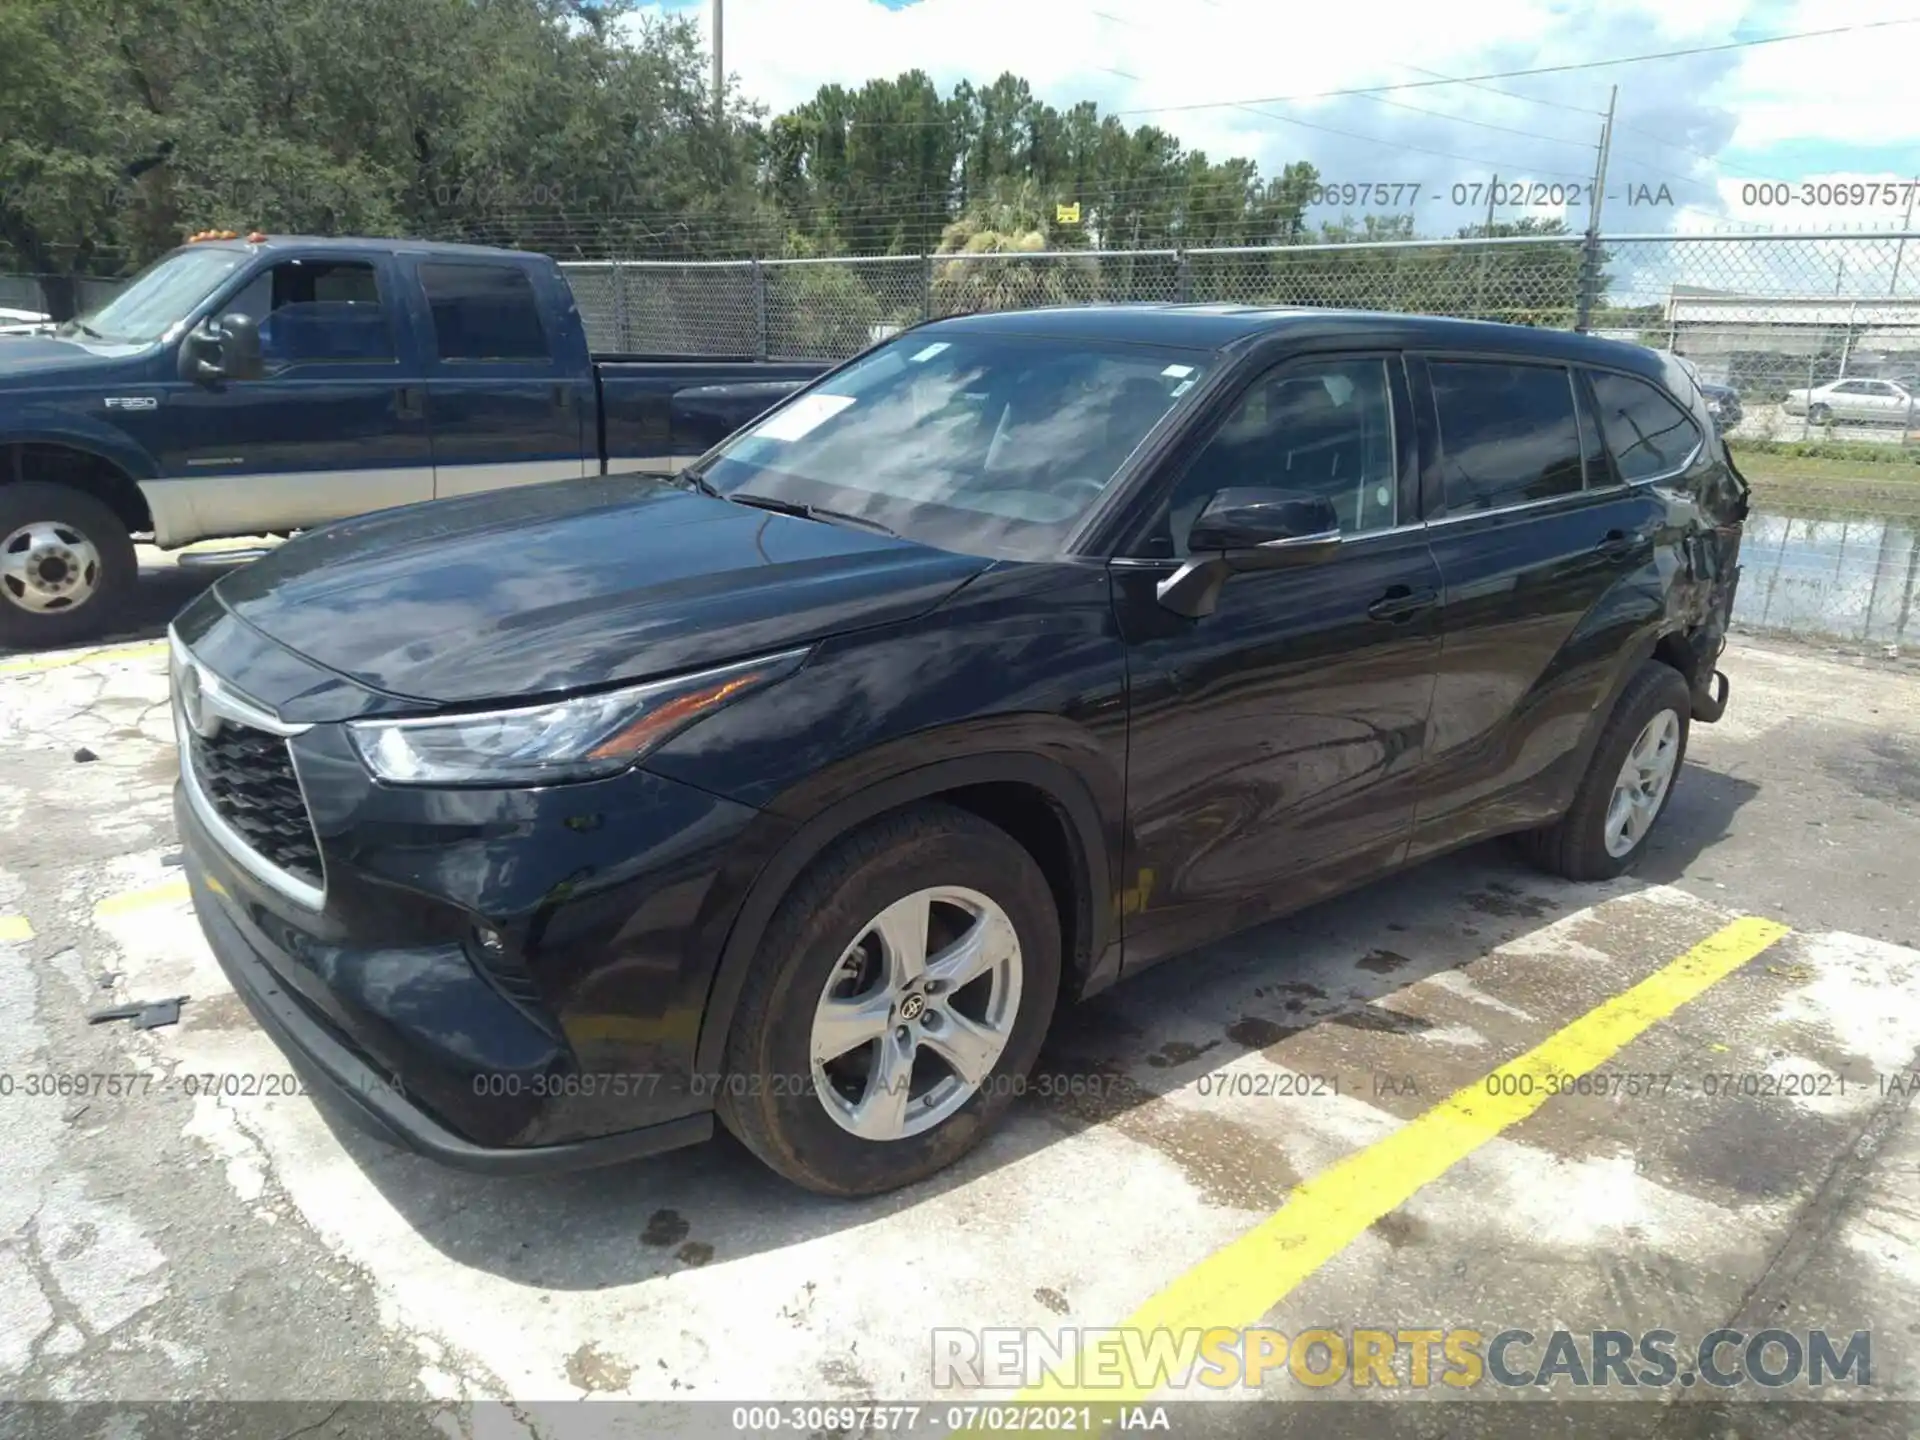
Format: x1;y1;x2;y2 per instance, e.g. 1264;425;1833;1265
229;260;394;366
419;263;551;362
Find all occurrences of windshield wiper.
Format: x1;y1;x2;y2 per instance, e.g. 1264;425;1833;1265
57;320;107;340
728;491;897;538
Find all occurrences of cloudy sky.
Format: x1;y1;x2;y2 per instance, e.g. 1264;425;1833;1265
643;0;1920;238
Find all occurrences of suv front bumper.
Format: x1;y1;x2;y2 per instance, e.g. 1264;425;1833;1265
186;848;714;1173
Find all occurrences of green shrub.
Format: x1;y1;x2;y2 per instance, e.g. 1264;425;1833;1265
1729;437;1920;468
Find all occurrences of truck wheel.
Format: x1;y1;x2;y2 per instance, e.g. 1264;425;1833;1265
0;484;136;650
718;803;1061;1197
1519;661;1692;882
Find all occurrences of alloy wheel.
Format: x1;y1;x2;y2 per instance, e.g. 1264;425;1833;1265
809;885;1023;1141
1604;708;1681;858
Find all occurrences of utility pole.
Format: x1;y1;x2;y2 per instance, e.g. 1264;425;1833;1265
1576;85;1616;333
1892;179;1915;296
712;0;724;120
1473;172;1497;318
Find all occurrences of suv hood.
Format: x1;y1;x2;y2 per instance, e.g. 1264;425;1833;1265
209;476;990;706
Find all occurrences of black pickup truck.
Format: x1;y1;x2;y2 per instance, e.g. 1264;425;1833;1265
0;235;827;645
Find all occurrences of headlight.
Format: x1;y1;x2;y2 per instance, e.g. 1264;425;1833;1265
347;649;809;786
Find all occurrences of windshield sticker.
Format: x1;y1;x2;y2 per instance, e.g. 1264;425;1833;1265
1170;379;1195;398
1161;363;1195;378
752;393;857;442
910;342;951;363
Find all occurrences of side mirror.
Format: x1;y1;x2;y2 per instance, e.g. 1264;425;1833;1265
1187;488;1342;557
1156;487;1344;619
176;311;262;385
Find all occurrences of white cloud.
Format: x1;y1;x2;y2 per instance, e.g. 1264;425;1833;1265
638;0;1919;238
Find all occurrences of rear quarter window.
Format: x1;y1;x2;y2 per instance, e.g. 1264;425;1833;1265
1588;370;1702;482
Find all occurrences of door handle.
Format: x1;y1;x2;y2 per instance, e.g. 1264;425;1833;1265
395;385;424;421
1367;585;1438;623
1594;529;1639;559
552;384;571;412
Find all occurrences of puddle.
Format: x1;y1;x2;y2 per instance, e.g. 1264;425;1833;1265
1736;502;1920;644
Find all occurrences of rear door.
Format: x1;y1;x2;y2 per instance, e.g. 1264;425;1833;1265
1406;354;1693;861
160;253;433;535
1111;351;1443;970
1859;380;1909;425
409;258;592;498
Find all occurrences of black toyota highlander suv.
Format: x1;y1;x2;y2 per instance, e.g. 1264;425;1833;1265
171;306;1748;1196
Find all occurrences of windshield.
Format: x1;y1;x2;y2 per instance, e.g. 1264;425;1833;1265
699;332;1213;559
67;247;250;344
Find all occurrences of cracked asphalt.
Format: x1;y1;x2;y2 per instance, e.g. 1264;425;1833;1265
1;552;1918;1438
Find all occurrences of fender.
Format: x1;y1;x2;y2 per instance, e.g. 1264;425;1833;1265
1;415;160;485
690;747;1120;1081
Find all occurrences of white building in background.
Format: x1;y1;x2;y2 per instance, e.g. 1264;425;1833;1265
1663;286;1920;388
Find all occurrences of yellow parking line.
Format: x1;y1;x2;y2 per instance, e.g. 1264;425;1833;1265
93;878;191;920
0;915;33;942
1020;914;1792;1404
0;639;168;677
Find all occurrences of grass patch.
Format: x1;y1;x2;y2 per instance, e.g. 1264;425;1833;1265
1729;437;1920;471
1729;449;1920;488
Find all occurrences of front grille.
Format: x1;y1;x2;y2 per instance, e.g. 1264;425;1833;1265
188;723;324;889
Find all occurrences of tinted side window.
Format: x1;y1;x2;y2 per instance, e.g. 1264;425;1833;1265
1429;360;1584;512
233;261;395;365
1588;371;1702;482
419;263;550;362
1157;357;1398;557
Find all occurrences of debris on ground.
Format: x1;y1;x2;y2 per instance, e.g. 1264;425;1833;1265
87;995;189;1030
73;747;98;763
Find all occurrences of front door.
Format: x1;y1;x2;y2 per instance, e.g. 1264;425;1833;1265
409;258;591;498
1111;353;1442;971
160;255;432;539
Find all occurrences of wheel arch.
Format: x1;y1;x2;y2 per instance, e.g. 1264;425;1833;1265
692;751;1118;1080
5;437;154;537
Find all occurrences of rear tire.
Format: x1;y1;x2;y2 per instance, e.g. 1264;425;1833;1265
1519;661;1691;882
0;483;136;650
718;803;1062;1197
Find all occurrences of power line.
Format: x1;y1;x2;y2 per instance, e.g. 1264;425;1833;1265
1104;16;1920;120
836;16;1920;133
1345;91;1599;152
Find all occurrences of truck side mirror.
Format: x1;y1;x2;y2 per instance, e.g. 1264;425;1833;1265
177;311;263;385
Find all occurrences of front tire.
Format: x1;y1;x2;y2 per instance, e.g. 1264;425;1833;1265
1808;402;1832;425
1520;661;1691;882
718;803;1062;1197
0;483;136;649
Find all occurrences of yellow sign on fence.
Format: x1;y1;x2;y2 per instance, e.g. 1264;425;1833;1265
1055;201;1081;225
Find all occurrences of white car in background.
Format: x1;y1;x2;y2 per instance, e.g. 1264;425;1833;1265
1782;377;1918;426
0;307;52;336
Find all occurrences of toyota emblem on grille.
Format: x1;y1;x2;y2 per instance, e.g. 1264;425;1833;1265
177;663;220;739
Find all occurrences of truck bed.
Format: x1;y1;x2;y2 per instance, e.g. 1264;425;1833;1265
595;358;831;474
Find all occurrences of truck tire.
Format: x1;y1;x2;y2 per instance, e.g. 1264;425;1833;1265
718;803;1062;1196
1518;661;1692;882
0;483;137;650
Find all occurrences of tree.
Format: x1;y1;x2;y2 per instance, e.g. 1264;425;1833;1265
929;184;1096;315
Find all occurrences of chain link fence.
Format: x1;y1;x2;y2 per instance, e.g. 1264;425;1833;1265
563;232;1920;647
0;274;127;317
